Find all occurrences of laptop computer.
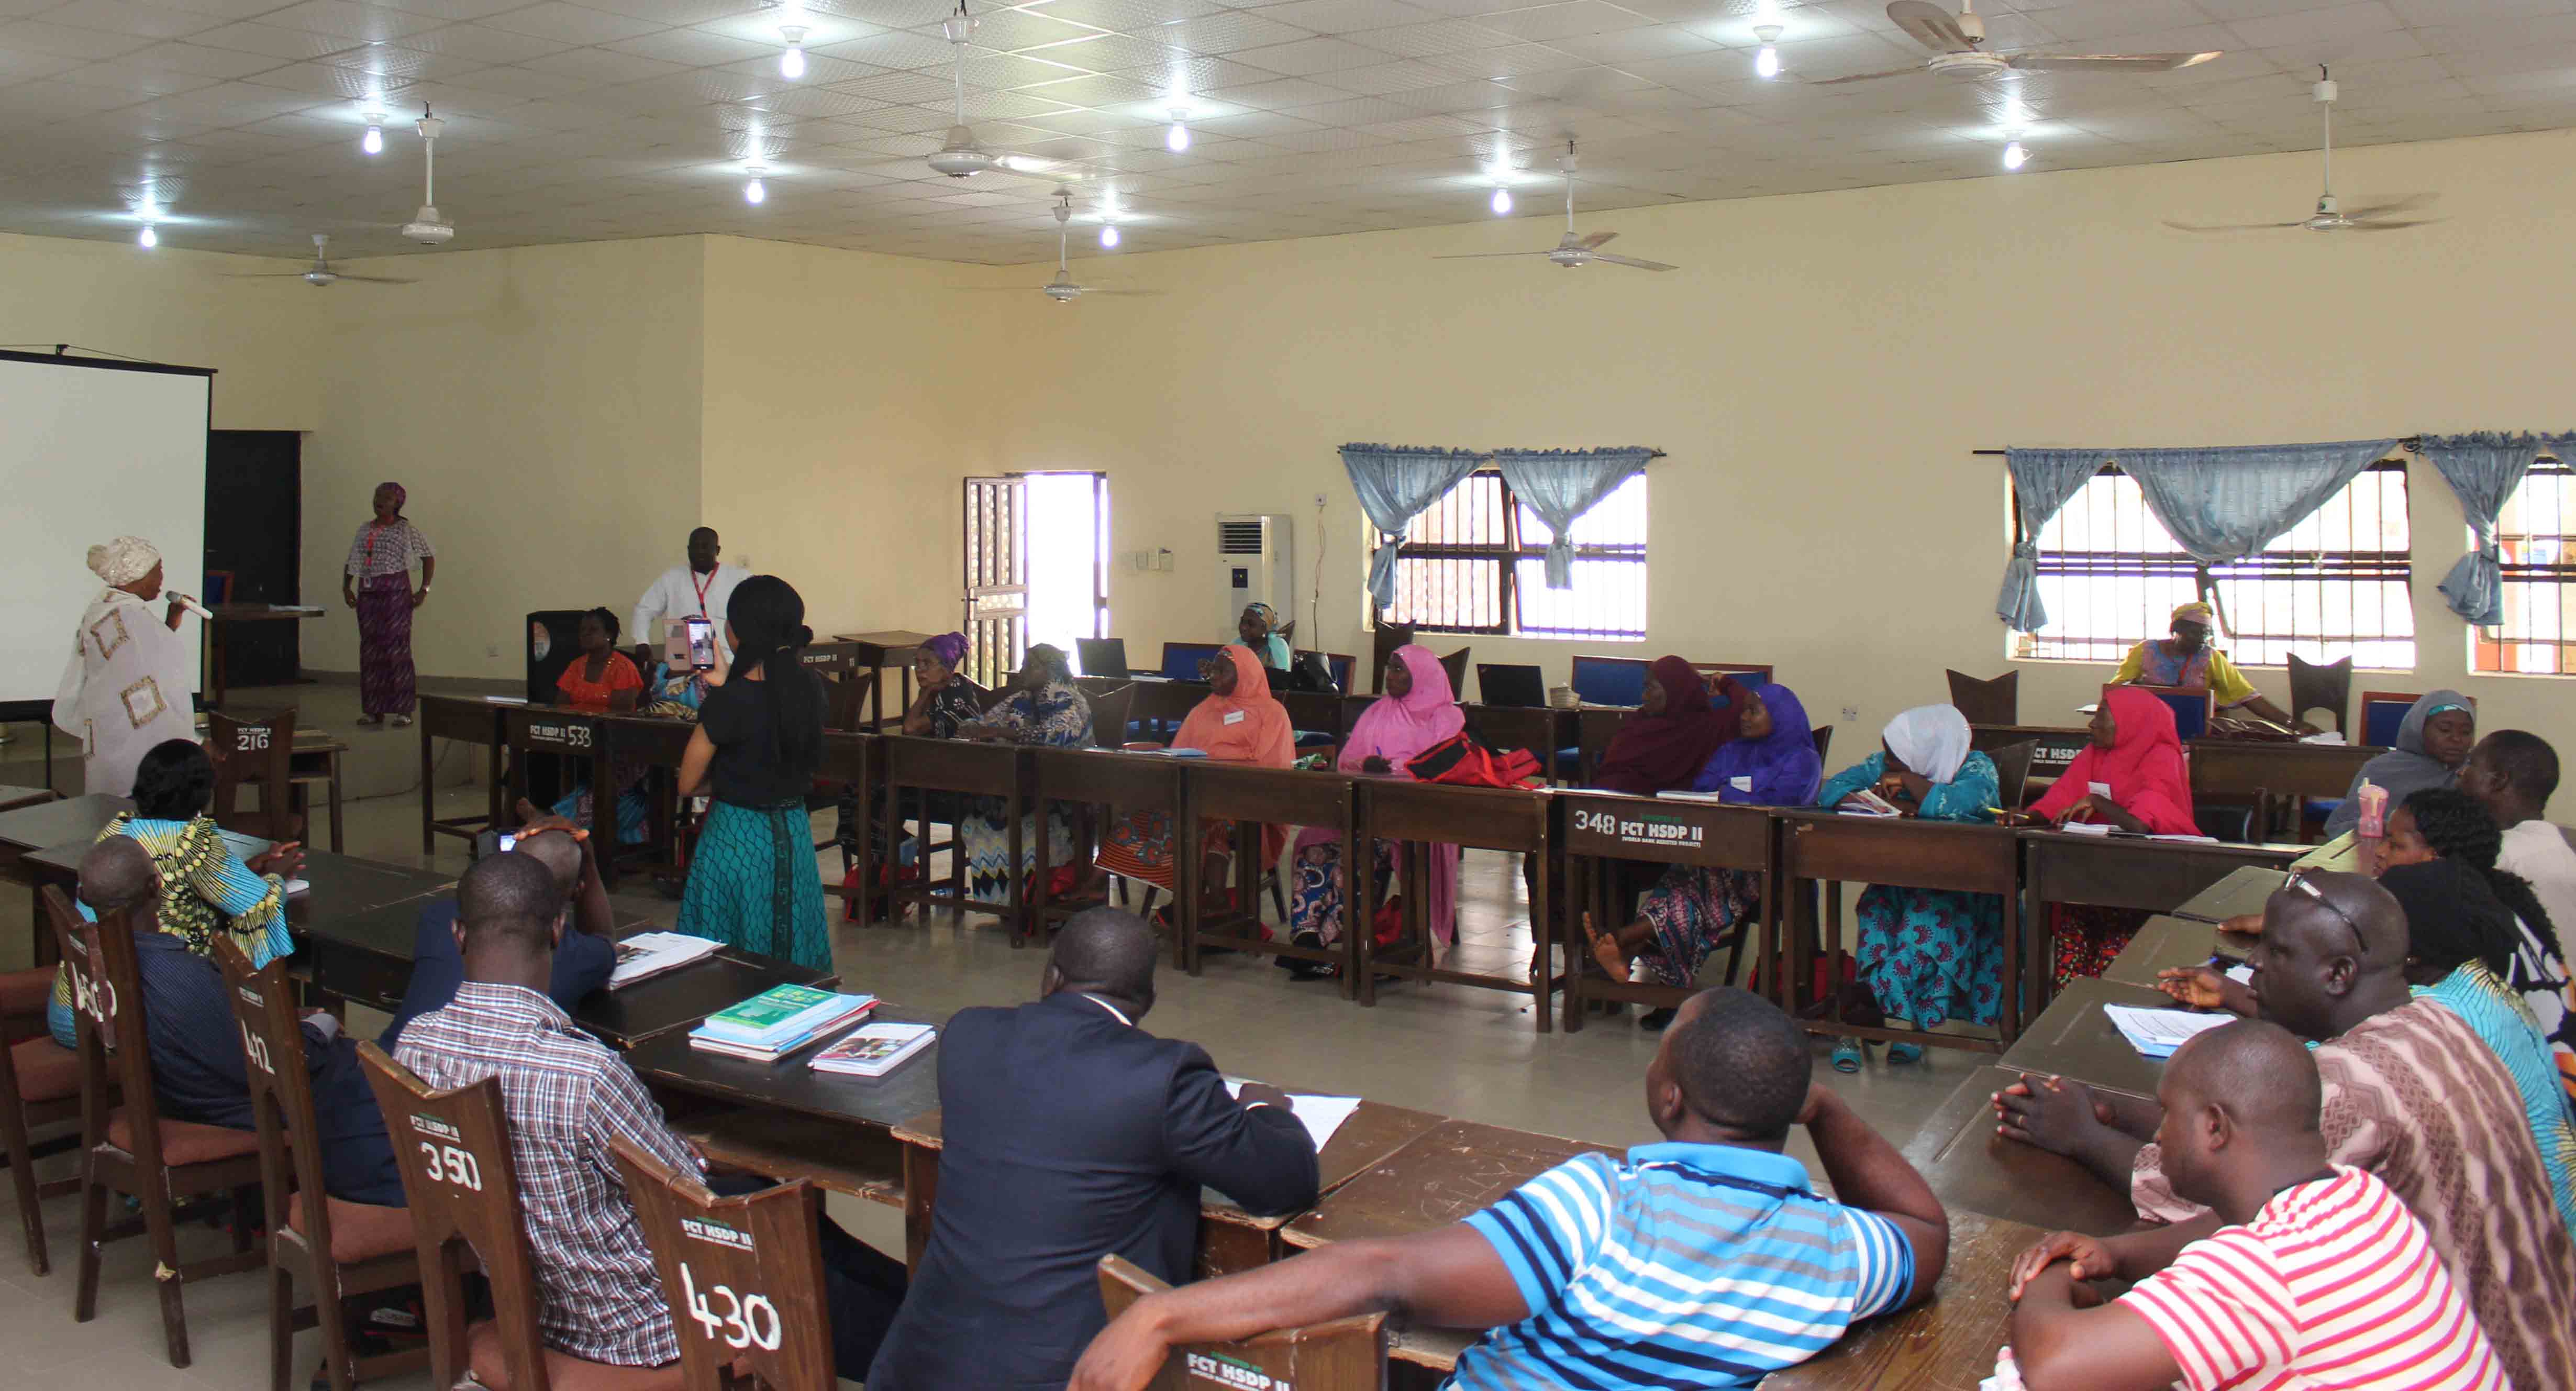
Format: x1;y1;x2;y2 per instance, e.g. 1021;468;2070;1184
1476;663;1546;708
1074;637;1129;678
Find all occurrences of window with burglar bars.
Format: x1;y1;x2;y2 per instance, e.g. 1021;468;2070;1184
2008;461;2415;669
1384;469;1648;639
2474;456;2576;675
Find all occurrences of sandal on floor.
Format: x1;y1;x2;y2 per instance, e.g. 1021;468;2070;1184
1829;1038;1865;1074
1886;1040;1925;1064
1638;1007;1677;1032
390;713;414;727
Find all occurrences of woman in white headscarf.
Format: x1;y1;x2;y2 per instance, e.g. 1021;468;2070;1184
52;536;198;798
1812;703;2003;1072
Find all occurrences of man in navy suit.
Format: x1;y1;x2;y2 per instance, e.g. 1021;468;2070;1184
868;909;1322;1390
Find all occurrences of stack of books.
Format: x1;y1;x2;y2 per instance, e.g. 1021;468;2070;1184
688;985;876;1062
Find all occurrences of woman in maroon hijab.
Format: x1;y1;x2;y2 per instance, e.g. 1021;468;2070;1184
1592;656;1749;795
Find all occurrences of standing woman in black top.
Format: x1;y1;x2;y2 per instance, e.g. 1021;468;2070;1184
675;575;831;969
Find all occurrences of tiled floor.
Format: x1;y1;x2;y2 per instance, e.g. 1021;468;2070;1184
0;681;1974;1389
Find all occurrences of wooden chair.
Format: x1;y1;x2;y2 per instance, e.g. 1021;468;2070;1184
1990;739;2038;811
1437;646;1470;697
1811;724;1835;766
1946;670;2019;726
354;1042;686;1391
821;669;879;734
2286;654;2351;737
1096;1254;1385;1390
43;885;265;1367
1;962;83;1276
208;706;301;842
1087;683;1137;750
214;939;424;1391
1693;661;1774;693
1293;651;1357;694
611;1134;835;1391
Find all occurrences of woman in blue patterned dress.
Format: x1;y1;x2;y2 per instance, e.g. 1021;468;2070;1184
1814;704;2002;1071
954;644;1093;903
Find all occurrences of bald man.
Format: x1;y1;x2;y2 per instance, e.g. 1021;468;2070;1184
379;807;613;1049
2007;1021;2506;1391
870;909;1322;1391
74;838;405;1207
1997;871;2576;1389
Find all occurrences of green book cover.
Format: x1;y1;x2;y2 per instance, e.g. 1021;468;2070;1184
705;984;836;1035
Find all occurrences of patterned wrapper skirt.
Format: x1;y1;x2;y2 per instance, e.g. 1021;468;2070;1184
356;572;417;716
678;798;828;970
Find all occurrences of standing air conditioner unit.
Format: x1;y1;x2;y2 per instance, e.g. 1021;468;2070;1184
1216;513;1294;636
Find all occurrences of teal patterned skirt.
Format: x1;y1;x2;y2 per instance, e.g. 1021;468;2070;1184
678;798;828;971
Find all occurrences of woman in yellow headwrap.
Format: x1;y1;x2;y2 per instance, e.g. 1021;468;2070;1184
2112;599;2312;732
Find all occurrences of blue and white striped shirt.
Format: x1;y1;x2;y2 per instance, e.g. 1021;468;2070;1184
1454;1142;1916;1390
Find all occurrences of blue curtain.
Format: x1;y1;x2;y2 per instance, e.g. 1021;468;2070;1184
2414;432;2564;625
1996;448;2112;633
2114;439;2399;567
1492;448;1658;589
1339;444;1488;609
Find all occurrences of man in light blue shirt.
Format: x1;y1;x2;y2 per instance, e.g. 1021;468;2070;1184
1067;986;1949;1390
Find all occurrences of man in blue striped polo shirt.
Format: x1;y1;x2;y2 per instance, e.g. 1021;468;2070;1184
1069;986;1950;1390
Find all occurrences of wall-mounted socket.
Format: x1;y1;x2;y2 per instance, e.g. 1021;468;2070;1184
1313;493;1326;509
1840;705;1860;722
485;643;501;659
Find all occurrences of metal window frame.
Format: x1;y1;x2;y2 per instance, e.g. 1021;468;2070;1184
1389;468;1648;639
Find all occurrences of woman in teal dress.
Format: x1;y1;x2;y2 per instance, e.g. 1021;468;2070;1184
675;576;830;970
1815;703;2002;1071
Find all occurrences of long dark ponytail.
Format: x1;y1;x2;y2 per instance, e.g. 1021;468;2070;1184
724;575;821;775
2403;787;2566;965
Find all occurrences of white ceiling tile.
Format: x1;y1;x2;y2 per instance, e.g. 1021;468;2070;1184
185;19;370;57
0;17;163;56
255;2;449;41
45;3;231;40
473;1;667;44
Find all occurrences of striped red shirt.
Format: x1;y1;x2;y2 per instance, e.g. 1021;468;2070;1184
2120;1167;2508;1391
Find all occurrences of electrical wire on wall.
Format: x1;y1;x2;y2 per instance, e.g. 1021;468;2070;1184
1309;492;1326;643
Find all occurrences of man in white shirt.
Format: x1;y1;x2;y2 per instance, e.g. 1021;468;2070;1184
629;526;748;669
2467;730;2576;937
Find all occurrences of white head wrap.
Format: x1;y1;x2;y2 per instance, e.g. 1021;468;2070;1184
86;537;160;587
1882;703;1973;785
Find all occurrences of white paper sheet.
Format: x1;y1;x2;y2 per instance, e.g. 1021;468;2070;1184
2103;1003;2233;1059
1226;1079;1363;1152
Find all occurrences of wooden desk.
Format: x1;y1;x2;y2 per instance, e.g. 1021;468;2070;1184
1180;763;1353;976
1557;791;1775;1031
1354;779;1556;1030
0;787;54;816
1969;724;2088;776
1283;1118;1621;1251
0;792;132;965
2100;865;2281;988
1766;1210;2042;1391
1458;705;1575;783
1027;745;1182;936
1997;976;2178;1098
1780;811;2026;1050
203;603;323;710
1903;1064;2144;1237
2018;832;2300;1011
875;735;1028;937
836;631;937;734
2186;737;2374;803
626;1003;941;1128
417;694;508;854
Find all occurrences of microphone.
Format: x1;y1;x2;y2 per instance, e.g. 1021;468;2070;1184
165;591;214;621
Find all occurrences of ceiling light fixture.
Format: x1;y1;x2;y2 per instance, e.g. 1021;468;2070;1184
137;223;158;248
2003;139;2028;170
1490;185;1513;215
743;164;768;204
1165;109;1190;152
778;25;807;80
1098;223;1120;248
1753;24;1783;79
361;111;384;155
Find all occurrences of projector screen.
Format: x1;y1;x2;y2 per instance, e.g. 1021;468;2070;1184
0;351;211;710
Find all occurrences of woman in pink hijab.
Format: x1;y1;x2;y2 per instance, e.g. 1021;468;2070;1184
1281;645;1463;980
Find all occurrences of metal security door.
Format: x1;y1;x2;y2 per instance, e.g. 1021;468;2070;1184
963;476;1028;689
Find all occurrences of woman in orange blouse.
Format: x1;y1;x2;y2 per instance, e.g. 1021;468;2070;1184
554;608;645;712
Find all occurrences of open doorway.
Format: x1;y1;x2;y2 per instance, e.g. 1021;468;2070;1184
1025;471;1107;664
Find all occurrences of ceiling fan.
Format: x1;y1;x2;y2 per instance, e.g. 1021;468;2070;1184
924;3;1069;181
1433;140;1676;272
1032;191;1148;302
228;234;415;287
2166;69;2436;234
400;105;452;244
1822;1;2220;85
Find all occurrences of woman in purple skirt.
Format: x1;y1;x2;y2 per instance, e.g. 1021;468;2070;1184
342;480;435;727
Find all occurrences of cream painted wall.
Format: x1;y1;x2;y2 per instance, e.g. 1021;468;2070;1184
303;236;707;681
956;126;2576;800
0;231;321;429
697;236;1000;645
